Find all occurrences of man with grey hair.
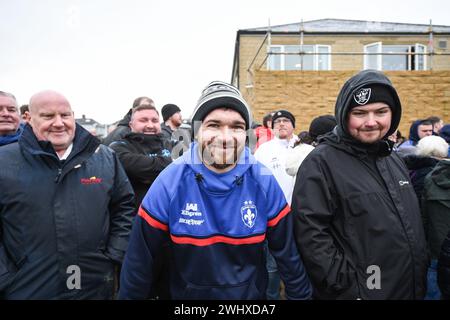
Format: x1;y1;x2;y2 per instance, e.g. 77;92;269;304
0;91;23;146
0;90;135;299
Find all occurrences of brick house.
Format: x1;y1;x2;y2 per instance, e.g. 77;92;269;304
231;19;450;134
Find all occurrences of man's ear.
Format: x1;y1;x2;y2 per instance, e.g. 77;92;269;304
22;111;31;123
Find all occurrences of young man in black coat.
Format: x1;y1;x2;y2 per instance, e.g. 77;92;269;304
292;70;428;299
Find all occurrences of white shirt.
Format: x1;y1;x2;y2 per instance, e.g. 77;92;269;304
58;143;73;160
254;136;298;205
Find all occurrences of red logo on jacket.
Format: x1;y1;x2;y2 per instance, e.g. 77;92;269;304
80;176;103;185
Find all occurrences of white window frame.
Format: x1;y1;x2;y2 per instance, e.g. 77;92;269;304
317;45;332;71
364;42;382;70
268;45;283;70
364;42;427;71
415;43;427;70
267;45;331;71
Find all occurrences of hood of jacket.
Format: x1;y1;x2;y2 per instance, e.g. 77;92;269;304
180;142;255;194
335;69;401;140
428;159;450;190
323;70;401;157
403;154;440;171
117;109;132;127
439;124;450;144
319;126;395;158
408;120;422;144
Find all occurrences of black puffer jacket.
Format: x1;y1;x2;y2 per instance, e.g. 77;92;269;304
0;124;135;299
292;70;428;300
109;133;173;207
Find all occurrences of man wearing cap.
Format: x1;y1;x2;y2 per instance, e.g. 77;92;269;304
254;109;298;204
160;103;182;141
292;70;428;299
253;109;303;299
308;114;337;146
119;81;312;300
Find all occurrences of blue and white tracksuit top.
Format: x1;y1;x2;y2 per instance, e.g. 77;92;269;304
119;142;312;300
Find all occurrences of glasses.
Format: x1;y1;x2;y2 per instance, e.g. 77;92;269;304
273;118;291;125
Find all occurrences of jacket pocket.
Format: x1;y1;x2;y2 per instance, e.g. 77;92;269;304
344;192;383;217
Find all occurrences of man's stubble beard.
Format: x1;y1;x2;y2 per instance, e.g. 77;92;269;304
200;138;242;170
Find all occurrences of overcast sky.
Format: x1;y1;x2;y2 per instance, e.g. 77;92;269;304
1;0;449;124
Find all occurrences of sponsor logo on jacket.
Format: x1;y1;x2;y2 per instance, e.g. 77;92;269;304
179;202;204;226
80;176;103;185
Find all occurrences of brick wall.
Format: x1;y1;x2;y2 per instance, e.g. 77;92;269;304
245;70;450;136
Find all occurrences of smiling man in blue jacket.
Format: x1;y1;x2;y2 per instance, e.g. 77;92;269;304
119;81;312;300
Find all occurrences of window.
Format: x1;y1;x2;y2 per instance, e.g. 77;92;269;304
364;42;382;70
364;42;427;70
268;45;331;71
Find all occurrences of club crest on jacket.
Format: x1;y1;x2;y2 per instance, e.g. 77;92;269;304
241;200;257;228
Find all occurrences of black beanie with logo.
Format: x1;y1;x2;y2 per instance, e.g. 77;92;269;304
349;84;396;110
190;81;252;138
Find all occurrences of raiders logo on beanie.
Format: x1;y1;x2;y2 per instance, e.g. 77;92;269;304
190;81;252;138
350;84;396;109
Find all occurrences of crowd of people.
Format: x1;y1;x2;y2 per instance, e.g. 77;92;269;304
0;69;449;300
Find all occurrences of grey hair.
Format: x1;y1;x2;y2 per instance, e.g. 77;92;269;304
0;91;18;108
416;135;449;158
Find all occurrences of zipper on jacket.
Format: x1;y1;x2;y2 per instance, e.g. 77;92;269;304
54;168;62;183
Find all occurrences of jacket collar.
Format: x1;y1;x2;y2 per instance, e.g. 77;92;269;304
19;123;100;163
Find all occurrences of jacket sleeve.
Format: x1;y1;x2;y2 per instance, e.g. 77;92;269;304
265;175;312;300
104;152;136;264
118;208;167;299
291;153;359;299
118;177;171;299
110;141;172;184
438;231;450;300
0;234;17;294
